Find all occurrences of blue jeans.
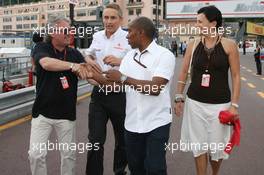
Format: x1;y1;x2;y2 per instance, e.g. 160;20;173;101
125;123;171;175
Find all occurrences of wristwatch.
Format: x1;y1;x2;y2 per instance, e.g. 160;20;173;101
120;74;127;84
70;63;75;71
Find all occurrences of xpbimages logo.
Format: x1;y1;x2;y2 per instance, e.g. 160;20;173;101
165;140;232;154
31;140;100;154
32;24;101;38
163;24;232;38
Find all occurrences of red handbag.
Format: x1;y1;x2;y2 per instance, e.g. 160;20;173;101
218;110;241;154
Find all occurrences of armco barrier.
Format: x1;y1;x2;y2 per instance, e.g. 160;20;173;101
0;81;92;125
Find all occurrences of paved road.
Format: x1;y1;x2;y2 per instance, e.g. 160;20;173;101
0;53;263;175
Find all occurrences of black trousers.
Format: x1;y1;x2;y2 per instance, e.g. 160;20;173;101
125;124;171;175
256;60;262;75
86;87;127;175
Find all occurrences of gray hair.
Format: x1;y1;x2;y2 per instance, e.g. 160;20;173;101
45;14;70;43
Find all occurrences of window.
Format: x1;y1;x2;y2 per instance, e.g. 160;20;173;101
153;8;161;15
18;9;23;14
49;5;55;10
2;40;6;44
129;9;134;15
153;0;161;5
90;10;96;16
16;24;23;29
136;9;141;15
58;5;65;9
77;10;86;17
31;24;38;28
23;16;31;21
11;40;15;44
3;25;12;30
136;0;141;2
42;15;45;19
79;2;86;7
23;24;30;29
16;16;23;21
4;10;12;14
3;17;12;22
32;8;39;12
31;15;38;20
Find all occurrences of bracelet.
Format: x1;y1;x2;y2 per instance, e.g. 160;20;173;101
175;94;184;98
177;81;186;85
174;94;185;103
231;103;239;108
70;63;75;72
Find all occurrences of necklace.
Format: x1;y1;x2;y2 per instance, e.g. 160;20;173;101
203;36;220;72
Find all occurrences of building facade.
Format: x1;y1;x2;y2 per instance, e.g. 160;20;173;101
0;0;165;48
0;0;164;33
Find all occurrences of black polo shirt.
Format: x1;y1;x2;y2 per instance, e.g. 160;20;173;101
32;42;84;121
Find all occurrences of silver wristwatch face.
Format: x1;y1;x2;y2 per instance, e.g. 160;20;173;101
121;74;127;82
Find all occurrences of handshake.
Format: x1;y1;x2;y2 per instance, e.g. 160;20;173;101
71;63;94;80
71;56;124;84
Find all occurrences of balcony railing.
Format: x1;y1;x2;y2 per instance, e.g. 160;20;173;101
127;1;144;8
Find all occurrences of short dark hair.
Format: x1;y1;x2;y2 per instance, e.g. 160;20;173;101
105;3;123;17
197;5;222;29
129;17;156;39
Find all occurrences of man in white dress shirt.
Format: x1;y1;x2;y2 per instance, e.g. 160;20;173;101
84;3;131;175
105;17;175;175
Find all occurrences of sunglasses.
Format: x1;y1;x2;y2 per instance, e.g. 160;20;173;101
133;50;148;68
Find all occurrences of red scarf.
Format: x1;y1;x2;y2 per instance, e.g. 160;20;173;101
218;110;241;154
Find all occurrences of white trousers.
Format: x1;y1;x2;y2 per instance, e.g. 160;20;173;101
28;115;76;175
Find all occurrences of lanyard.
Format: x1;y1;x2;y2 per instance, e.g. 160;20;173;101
52;45;68;77
203;36;220;72
53;46;67;61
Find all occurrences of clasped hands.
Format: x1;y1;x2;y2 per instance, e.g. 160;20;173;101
73;62;122;83
73;55;122;82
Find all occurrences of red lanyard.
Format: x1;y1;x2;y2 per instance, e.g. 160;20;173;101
53;47;67;61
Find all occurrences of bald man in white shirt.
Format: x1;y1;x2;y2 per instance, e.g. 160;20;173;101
103;17;175;175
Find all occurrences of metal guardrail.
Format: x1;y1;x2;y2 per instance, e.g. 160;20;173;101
0;56;32;80
0;81;92;125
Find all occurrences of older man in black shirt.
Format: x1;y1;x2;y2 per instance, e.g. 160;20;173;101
28;15;91;175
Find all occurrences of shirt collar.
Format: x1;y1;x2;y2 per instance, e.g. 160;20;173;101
103;27;122;40
135;40;158;55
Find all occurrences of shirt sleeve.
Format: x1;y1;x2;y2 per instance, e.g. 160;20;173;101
153;51;176;80
74;49;85;63
33;43;51;64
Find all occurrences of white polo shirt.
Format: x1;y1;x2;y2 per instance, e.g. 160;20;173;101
84;27;131;71
119;41;176;133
